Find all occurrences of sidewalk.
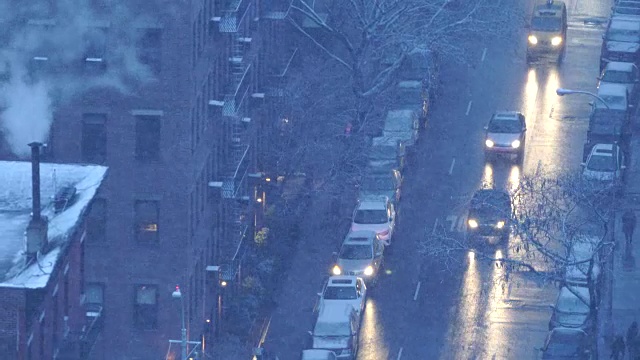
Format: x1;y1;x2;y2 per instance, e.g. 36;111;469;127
600;137;640;358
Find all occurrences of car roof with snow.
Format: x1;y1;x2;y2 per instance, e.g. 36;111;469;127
343;231;377;246
557;286;591;312
492;111;522;121
605;61;636;72
590;143;617;156
357;196;389;210
326;276;359;287
610;17;640;30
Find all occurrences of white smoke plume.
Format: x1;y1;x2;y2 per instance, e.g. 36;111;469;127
0;0;160;158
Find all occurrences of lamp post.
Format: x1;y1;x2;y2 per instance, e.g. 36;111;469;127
556;88;611;109
172;286;188;360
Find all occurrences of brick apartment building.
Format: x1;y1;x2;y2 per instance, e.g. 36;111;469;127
0;0;297;359
0;150;107;360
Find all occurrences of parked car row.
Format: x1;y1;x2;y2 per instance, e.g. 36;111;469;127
300;51;440;360
537;1;635;358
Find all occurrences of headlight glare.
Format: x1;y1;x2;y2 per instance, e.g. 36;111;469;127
485;139;494;148
496;221;505;229
332;265;342;275
511;139;521;148
468;219;479;228
551;36;562;46
528;35;538;45
364;266;374;276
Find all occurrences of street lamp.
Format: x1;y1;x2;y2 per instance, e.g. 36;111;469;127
556;87;611;109
172;286;188;360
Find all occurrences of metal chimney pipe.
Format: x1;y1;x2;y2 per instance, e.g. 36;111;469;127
28;142;42;221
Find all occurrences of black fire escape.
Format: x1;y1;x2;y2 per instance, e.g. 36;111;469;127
216;0;255;285
54;305;103;359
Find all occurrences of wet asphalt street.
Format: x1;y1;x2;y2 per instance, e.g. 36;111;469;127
263;0;613;359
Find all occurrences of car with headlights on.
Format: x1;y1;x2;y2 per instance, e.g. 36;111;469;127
332;231;384;285
527;0;567;63
467;189;512;244
350;196;396;245
316;276;367;318
600;17;640;71
484;111;527;162
598;61;640;110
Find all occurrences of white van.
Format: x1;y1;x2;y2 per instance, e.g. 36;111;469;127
308;303;359;359
382;109;420;148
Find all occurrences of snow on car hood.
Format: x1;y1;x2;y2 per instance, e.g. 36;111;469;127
359;189;396;202
313;336;350;351
582;168;615;181
486;132;520;146
607;41;640;53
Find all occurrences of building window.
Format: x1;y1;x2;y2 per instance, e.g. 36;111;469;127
135;200;159;243
82;113;107;163
85;283;104;313
135;115;161;161
134;285;158;329
83;26;108;73
87;198;107;243
137;28;162;75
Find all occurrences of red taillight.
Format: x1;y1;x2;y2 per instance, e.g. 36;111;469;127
379;229;389;236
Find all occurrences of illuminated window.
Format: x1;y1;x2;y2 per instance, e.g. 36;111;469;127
135;200;159;243
134;285;157;329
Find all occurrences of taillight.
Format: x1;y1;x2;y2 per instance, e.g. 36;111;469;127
379;229;389;236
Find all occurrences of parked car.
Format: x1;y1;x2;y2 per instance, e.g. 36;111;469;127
597;61;640;105
358;167;402;205
526;0;568;62
584;109;630;161
332;231;385;285
466;189;512;244
484;111;527;162
368;136;406;174
301;349;338;360
381;109;420;148
308;304;360;359
549;286;595;332
350;196;396;245
581;143;626;185
595;83;632;112
564;235;602;289
600;17;640;71
392;49;441;102
612;1;640;17
540;328;592;359
316;276;367;318
393;80;429;124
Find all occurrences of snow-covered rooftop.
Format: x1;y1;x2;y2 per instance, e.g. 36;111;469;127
0;161;107;289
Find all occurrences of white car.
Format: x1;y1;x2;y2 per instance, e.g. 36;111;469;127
316;276;367;318
350;196;396;245
595;82;631;112
597;61;640;104
582;143;626;183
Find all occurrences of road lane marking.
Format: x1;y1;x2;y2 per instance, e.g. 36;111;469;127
481;48;487;62
446;215;457;232
413;281;421;301
397;347;404;360
432;218;439;235
466;101;473;116
448;157;456;175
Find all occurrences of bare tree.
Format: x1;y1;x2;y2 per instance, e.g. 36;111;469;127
423;164;616;330
287;0;513;128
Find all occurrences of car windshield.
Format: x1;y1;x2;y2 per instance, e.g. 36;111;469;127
607;28;640;42
353;209;388;224
369;146;396;160
531;16;562;31
598;94;626;109
314;321;351;336
545;332;583;357
324;286;358;300
587;154;616;172
361;176;395;190
602;69;633;83
488;120;521;133
339;244;372;260
616;6;640;15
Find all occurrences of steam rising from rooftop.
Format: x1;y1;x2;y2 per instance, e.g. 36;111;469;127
0;0;160;158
